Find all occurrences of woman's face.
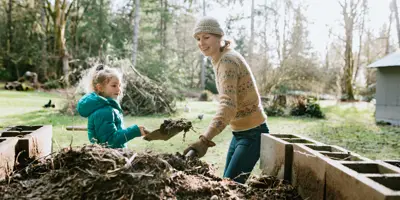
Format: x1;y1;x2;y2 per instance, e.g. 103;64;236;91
195;33;221;57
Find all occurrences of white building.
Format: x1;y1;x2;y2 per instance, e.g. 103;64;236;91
368;51;400;126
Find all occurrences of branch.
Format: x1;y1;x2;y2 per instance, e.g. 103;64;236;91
81;1;91;17
338;0;345;10
46;0;54;21
264;6;278;15
351;0;362;15
65;0;75;19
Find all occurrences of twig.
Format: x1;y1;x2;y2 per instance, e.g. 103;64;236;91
157;157;174;171
99;158;117;170
75;166;93;176
10;151;58;177
125;172;154;179
124;153;137;168
52;138;62;152
69;135;74;149
107;153;137;173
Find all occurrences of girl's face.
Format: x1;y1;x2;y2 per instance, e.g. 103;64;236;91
98;77;121;99
195;33;221;57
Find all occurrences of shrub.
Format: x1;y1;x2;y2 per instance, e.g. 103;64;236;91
264;105;286;117
290;98;325;118
263;95;288;117
43;80;63;90
290;97;307;116
199;90;213;101
305;101;325;118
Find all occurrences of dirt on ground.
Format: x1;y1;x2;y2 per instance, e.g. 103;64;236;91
0;145;302;200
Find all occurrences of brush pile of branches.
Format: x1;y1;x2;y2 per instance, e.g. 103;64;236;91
121;67;176;115
68;59;176;116
0;145;302;200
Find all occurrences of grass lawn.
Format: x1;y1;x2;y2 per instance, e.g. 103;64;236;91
1;89;400;177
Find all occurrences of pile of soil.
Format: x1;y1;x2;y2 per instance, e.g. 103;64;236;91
0;145;302;200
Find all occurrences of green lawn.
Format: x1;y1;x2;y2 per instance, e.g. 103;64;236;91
1;89;399;177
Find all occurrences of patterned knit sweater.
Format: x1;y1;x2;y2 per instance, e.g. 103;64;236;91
203;48;267;140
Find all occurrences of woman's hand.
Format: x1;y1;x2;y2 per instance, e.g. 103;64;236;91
138;126;150;136
183;135;216;158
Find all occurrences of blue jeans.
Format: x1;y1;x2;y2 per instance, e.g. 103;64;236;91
223;122;269;184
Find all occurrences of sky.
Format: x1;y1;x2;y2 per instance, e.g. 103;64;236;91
201;0;395;55
111;0;396;56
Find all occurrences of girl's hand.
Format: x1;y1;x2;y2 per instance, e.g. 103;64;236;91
139;126;150;136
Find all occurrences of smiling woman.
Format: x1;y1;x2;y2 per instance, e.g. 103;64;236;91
184;16;270;184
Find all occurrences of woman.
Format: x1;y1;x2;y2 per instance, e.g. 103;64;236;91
184;16;269;184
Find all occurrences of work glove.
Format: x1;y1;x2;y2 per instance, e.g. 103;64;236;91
183;135;216;158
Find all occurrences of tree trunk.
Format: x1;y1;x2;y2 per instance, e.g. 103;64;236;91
60;1;70;85
393;0;400;48
353;0;367;84
54;0;61;55
72;0;80;57
6;0;16;78
159;0;164;62
52;0;73;86
261;0;269;93
132;0;141;68
200;0;206;90
99;0;104;60
340;0;358;100
386;9;393;54
248;0;255;67
159;0;167;62
41;0;48;81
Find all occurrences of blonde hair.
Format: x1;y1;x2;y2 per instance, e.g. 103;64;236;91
91;65;124;99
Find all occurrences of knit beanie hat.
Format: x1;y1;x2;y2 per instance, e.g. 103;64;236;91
193;16;224;38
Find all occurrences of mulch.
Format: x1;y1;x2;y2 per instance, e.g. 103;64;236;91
0;145;302;200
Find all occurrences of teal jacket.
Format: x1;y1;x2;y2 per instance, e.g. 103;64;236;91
76;92;141;148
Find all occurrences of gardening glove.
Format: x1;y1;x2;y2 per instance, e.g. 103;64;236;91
183;135;216;158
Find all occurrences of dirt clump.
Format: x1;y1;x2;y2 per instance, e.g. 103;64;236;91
0;145;302;200
159;118;193;140
144;118;194;141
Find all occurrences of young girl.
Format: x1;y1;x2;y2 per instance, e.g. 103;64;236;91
77;65;148;148
183;16;269;184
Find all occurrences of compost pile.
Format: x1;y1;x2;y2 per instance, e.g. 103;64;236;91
0;145;302;200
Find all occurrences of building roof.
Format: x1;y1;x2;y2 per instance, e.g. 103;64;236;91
368;50;400;68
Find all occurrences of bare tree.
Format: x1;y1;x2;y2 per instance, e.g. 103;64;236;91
6;0;17;77
132;0;140;68
387;2;394;54
46;0;75;85
248;0;255;67
41;0;48;80
200;0;206;89
353;0;367;85
339;0;362;100
159;0;168;62
258;0;313;95
392;0;400;48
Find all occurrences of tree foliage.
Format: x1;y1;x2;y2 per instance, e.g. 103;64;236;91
0;0;393;102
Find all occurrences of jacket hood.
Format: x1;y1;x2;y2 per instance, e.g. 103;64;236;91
77;92;122;117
